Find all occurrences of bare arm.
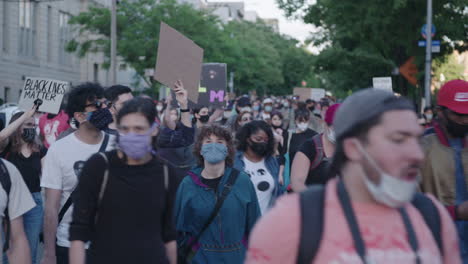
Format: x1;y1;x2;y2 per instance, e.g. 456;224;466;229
290;152;309;192
69;241;86;264
40;188;62;264
173;80;191;128
208;108;224;124
165;240;177;264
7;216;31;264
0;105;37;142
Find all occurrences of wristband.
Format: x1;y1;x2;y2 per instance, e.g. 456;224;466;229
180;108;190;113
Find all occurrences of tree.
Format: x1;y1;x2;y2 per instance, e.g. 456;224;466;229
67;0;315;96
277;0;468;97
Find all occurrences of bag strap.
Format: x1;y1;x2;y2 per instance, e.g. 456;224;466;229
184;168;240;254
296;185;326;264
58;135;109;224
411;193;443;257
0;159;11;252
309;134;324;171
94;152;110;225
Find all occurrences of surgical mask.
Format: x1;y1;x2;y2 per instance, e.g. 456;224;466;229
21;128;36;143
118;124;156;160
199;115;209;123
249;140;268;156
357;142;419;208
445;114;468;138
201;143;228;164
241;107;252;113
262;113;271;120
156;105;163;112
425;114;433;122
253;105;260;111
283;102;289;108
86;108;113;130
264;105;273;112
326;128;336;143
297;122;308;132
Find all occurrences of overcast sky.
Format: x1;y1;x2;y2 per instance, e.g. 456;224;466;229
207;0;316;44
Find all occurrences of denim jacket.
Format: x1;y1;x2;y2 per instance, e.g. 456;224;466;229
233;151;284;210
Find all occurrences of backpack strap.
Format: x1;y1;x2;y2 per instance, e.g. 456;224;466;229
94;152;110;225
411;193;443;257
309;134;324;171
58;135;110;224
296;185;326;264
0;159;11;252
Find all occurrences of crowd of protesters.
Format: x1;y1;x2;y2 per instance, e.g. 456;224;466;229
0;78;467;264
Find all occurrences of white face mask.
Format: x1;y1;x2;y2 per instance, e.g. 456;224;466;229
224;111;231;119
297;122;308;132
425;114;433;122
357;142;419;208
262;113;271;120
156;105;163;112
241;107;252;113
326;128;336;143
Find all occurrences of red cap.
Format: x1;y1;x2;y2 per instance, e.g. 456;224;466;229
325;103;341;126
437;80;468;114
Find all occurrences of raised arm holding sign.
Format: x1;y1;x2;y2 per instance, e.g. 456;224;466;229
18;77;69;114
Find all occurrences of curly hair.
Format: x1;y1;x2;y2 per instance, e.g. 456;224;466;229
193;124;236;167
236;120;275;157
66;82;104;121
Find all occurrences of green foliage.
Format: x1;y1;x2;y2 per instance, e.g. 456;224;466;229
67;0;314;95
277;0;468;97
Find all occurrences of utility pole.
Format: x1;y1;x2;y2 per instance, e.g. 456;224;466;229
110;0;117;85
424;0;432;107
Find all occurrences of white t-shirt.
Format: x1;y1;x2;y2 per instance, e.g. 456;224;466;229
242;157;274;215
41;132;115;247
0;159;36;264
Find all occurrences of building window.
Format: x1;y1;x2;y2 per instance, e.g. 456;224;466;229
18;0;36;57
2;2;10;53
93;63;99;82
47;6;53;62
4;87;10;103
59;11;72;65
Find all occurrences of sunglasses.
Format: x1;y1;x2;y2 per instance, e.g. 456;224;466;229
85;100;105;109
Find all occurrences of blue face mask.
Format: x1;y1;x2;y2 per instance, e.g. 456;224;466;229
264;105;273;112
201;143;228;164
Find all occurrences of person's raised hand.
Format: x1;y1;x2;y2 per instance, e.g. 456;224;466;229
173;80;188;109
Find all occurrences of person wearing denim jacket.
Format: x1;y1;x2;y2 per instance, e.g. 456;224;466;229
233;121;284;214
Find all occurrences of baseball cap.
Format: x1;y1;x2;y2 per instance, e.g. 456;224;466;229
333;88;414;140
437;79;468;114
263;98;273;105
324;103;341;126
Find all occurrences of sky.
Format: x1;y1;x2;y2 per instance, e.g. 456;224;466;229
207;0;316;46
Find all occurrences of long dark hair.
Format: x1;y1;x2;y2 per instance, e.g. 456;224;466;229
236;120;275;157
8;112;41;154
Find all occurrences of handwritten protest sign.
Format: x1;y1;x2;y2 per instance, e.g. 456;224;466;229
18;77;69;114
154;22;204;106
293;87;313;101
197;63;226;108
311;88;326;101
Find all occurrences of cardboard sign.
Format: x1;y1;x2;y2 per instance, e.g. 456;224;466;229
373;77;393;92
293;87;312;101
18;77;69;114
154;22;204;105
311;88;326;101
197;63;227;108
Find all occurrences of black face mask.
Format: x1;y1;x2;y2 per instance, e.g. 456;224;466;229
308;106;315;112
249;140;268;156
87;108;113;130
21;128;36;143
272;124;282;130
445;114;468;138
199;115;209;123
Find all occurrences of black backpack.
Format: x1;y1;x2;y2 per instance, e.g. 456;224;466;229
296;185;444;264
0;159;11;252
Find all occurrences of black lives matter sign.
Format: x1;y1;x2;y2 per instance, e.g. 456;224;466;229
18;77;69;114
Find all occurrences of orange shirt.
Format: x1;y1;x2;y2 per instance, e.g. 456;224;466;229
245;179;460;264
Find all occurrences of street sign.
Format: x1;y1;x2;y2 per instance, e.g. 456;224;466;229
372;77;393;92
421;24;436;39
417;40;440;53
